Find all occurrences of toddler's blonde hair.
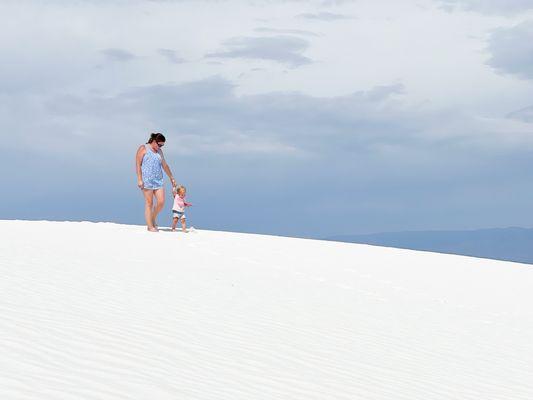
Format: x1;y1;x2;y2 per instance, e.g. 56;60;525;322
176;185;186;195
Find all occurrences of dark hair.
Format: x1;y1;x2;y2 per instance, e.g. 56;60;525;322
147;132;166;144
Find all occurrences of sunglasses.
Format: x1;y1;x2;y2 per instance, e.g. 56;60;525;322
157;142;165;147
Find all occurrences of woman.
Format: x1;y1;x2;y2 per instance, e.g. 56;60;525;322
135;133;176;232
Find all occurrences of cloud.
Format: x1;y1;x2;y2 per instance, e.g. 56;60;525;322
486;20;533;80
119;78;409;157
507;105;533;122
7;76;531;163
438;0;533;14
296;11;352;21
157;48;185;64
254;27;320;37
0;77;403;163
206;36;312;67
318;0;357;4
363;84;405;100
101;48;137;62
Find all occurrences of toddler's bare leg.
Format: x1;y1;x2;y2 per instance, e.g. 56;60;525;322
181;218;187;232
171;217;178;231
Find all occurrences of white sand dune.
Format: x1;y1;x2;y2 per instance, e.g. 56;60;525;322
1;220;532;399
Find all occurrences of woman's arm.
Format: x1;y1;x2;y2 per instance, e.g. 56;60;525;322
160;150;176;187
135;145;145;189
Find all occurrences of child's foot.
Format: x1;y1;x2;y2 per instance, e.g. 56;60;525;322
171;228;176;232
182;228;188;233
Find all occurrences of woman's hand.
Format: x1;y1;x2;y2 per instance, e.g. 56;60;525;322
137;179;144;190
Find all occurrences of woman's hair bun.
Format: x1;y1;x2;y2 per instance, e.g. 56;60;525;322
147;132;166;144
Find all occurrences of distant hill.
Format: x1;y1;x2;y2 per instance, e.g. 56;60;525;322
326;227;533;265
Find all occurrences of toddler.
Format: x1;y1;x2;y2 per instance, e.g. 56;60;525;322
171;185;192;232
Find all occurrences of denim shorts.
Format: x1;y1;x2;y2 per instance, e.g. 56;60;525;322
172;210;186;220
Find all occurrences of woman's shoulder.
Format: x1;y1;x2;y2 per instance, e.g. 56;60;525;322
137;144;147;153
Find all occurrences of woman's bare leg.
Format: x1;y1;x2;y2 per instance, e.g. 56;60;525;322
143;189;156;230
152;188;166;228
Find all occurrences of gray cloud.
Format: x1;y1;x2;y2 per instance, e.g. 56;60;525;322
206;36;312;67
363;84;405;100
318;0;357;4
508;105;533;122
101;48;137;62
439;0;533;14
486;21;533;80
157;48;185;64
297;11;352;21
0;77;408;166
7;76;528;164
254;27;320;37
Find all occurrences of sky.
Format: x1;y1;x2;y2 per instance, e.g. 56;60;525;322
1;0;533;238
